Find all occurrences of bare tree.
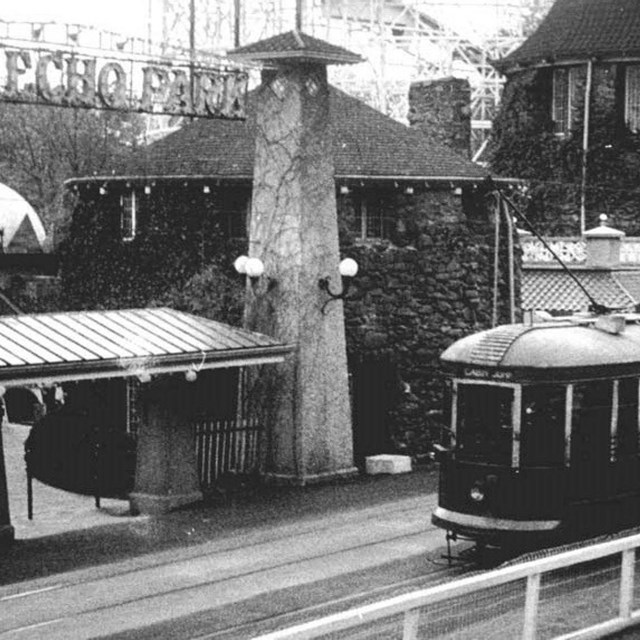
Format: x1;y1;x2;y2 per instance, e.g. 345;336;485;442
0;104;145;237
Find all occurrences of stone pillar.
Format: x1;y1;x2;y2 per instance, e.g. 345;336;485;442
408;77;472;159
584;218;625;268
129;376;202;514
0;424;14;546
244;62;357;484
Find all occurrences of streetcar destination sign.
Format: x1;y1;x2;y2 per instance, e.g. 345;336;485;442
0;47;248;119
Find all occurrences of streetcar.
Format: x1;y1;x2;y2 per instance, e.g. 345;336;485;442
431;312;640;549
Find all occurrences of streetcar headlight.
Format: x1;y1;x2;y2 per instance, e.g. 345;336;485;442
470;484;485;502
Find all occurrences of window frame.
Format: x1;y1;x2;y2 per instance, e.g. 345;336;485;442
451;379;522;468
352;192;393;242
552;66;580;136
625;64;640;133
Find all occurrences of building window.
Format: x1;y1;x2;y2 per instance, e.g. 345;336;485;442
626;65;640;133
552;66;580;136
220;191;249;238
354;194;393;240
120;191;136;241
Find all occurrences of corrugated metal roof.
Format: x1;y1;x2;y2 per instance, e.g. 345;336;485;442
0;307;292;385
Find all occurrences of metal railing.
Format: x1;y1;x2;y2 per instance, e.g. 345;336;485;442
253;532;640;640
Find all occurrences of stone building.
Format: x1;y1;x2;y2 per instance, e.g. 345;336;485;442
63;36;517;464
491;0;640;237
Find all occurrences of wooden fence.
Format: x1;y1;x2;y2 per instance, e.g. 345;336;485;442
194;417;262;488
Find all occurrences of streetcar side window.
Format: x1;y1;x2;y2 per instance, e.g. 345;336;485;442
520;384;565;468
456;384;513;464
617;378;639;459
571;381;612;468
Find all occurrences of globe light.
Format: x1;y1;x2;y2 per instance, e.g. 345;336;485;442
234;255;249;274
339;258;358;278
245;257;265;279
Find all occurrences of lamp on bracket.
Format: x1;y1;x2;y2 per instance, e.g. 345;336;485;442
234;255;265;280
318;257;359;313
185;351;206;382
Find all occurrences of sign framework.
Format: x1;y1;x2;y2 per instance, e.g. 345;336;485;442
0;45;248;119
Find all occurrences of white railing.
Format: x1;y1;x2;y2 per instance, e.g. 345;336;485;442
253;532;640;640
521;237;586;264
520;236;640;265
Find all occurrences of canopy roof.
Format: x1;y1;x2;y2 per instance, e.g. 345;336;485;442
228;30;364;65
0;307;292;386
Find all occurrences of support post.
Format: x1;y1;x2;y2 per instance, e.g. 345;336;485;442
0;423;15;546
129;376;202;515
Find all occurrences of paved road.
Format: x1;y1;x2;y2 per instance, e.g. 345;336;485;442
0;492;452;639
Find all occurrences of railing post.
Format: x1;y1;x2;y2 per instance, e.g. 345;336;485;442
403;608;420;640
523;572;541;640
620;548;636;619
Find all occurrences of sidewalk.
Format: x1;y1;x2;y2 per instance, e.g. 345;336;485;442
1;421;439;587
4;422;140;541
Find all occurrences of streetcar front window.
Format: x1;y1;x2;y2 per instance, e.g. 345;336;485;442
456;384;513;464
520;384;565;468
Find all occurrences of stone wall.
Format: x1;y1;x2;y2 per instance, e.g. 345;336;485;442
340;187;518;460
61;182;518;462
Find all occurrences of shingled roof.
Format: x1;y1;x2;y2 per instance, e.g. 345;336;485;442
121;86;488;183
522;269;640;314
229;30;364;65
497;0;640;73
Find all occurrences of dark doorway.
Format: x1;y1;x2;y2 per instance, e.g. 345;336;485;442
349;355;395;468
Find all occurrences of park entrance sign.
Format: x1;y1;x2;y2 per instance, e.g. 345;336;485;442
0;45;248;119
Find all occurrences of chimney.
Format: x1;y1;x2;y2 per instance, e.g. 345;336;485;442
584;215;625;268
408;77;471;158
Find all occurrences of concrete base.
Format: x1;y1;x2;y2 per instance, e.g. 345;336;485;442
129;490;203;516
264;466;359;487
0;524;14;547
366;455;412;475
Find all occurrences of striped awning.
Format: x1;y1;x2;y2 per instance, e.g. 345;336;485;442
0;307;292;385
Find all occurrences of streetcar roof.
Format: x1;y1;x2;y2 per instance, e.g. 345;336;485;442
441;315;640;372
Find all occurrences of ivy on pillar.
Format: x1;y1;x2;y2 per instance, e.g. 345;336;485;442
229;32;363;484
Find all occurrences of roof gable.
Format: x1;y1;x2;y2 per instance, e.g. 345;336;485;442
229;30;363;65
498;0;640;72
7;215;43;254
125;86;486;182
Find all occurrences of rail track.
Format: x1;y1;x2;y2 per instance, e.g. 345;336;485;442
0;496;486;639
